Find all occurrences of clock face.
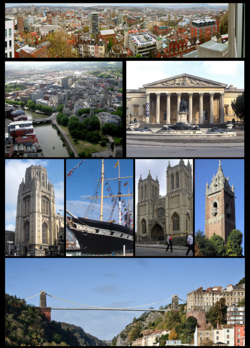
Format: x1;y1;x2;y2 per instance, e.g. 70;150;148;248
157;208;165;218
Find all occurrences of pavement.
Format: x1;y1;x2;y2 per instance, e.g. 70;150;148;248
135;244;193;256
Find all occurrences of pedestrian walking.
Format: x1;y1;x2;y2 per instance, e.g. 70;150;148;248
186;232;194;255
166;234;173;253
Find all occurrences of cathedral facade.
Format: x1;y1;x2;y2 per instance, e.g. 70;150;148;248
137;160;193;245
205;160;236;243
15;165;64;256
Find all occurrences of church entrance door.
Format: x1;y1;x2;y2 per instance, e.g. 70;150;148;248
151;224;164;242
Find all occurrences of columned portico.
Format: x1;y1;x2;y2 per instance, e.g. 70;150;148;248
189;93;193;123
166;92;171;124
220;93;224;123
199;93;204;124
126;74;241;126
210;93;214;123
177;93;181;122
156;92;161;124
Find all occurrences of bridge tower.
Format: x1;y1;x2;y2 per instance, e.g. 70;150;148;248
171;295;179;311
39;291;51;322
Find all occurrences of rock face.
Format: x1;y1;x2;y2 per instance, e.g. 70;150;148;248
115;311;164;346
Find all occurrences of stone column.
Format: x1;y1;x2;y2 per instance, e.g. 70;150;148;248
145;93;150;123
166;92;171;124
156;92;161;124
189;93;193;123
210;93;214;124
199;93;204;124
220;93;224;124
177;93;181;122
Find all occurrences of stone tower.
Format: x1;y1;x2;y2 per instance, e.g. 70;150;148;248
171;295;179;311
205;160;236;243
165;160;193;240
15;165;58;256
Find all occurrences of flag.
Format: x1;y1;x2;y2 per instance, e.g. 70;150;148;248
114;161;119;168
124;182;128;186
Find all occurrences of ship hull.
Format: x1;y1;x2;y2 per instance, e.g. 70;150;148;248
67;216;134;255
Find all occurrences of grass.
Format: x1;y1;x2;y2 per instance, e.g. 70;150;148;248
60;125;108;153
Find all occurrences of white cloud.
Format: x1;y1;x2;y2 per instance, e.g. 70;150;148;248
201;61;244;77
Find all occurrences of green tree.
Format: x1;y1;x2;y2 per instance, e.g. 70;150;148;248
206;298;227;328
225;229;243;256
57;104;64;113
236;277;245;286
195;230;217;256
209;234;226;256
185;316;197;334
60;115;69;126
231;91;244;121
135;54;142;58
26;100;36;110
107;37;112;51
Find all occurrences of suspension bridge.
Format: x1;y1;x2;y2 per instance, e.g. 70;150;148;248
25;291;186;322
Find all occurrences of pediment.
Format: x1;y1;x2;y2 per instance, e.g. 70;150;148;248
143;74;227;88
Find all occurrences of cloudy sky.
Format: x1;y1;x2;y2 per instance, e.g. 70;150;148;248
5;159;64;232
127;61;244;90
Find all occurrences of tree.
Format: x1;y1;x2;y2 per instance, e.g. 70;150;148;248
83;25;89;33
60;115;69;126
231;91;244;121
48;29;78;58
185;316;197;334
107;37;112;51
209;234;226;256
169;329;178;340
206;298;227;328
135;54;142;58
236;277;245;286
195;230;217;256
57;104;64;113
26;100;36;110
225;229;243;256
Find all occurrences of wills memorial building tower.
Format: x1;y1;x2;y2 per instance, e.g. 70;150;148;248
15;165;63;256
137;160;193;244
205;160;236;242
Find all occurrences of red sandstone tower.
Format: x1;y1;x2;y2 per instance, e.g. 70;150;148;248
205;160;236;243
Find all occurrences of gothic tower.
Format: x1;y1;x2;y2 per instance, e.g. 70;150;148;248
137;171;161;241
15;165;58;256
165;159;193;241
205;160;236;243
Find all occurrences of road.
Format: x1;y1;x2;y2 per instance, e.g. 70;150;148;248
135;246;193;257
127;144;244;157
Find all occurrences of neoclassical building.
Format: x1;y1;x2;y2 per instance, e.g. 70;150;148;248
127;73;244;125
15;165;64;256
137;160;193;245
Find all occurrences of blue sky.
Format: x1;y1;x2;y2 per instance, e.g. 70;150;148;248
195;159;244;254
5;258;244;341
5;159;64;231
66;159;133;224
127;61;244;90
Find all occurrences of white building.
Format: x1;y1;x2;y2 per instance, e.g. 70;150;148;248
5;18;15;58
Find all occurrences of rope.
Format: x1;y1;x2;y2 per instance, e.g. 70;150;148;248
24;293;40;301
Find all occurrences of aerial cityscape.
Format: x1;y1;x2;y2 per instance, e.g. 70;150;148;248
5;3;245;58
5;61;123;158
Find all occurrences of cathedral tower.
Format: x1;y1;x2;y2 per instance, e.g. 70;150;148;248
205;160;236;242
15;165;59;256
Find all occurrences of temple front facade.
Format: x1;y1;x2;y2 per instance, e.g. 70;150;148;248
126;73;244;125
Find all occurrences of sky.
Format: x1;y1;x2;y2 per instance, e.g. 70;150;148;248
5;159;64;232
127;61;244;90
66;159;133;224
195;159;244;254
135;159;192;231
5;257;244;341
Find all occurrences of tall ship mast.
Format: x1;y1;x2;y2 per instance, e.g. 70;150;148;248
66;159;134;255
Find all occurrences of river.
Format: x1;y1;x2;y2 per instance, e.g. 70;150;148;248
24;109;69;157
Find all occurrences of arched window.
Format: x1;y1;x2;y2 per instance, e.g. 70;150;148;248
42;174;45;187
176;172;179;188
23;196;31;215
24;221;29;242
42;222;48;244
173;213;179;231
171;174;174;189
42;197;49;215
141;219;146;234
